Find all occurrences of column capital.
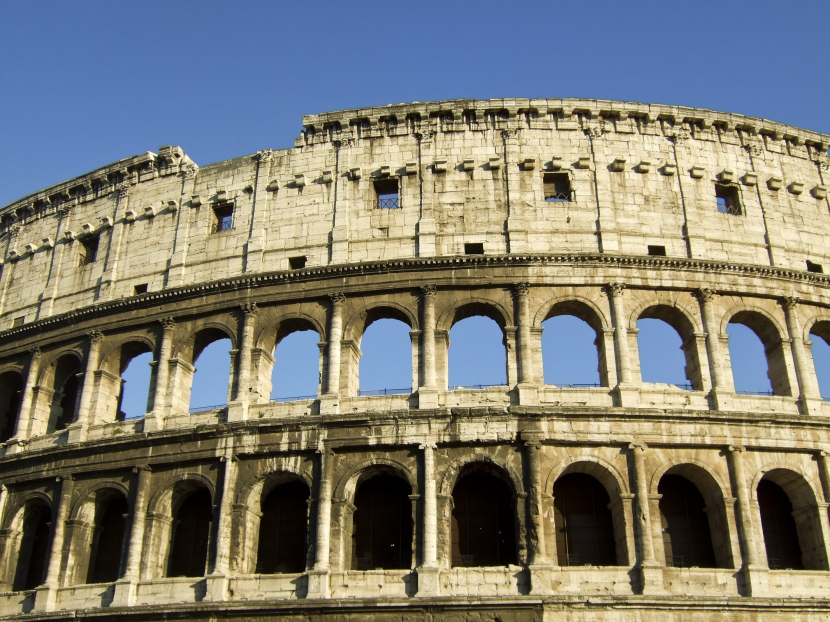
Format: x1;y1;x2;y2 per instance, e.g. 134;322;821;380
628;441;648;452
133;465;152;473
241;302;258;316
604;282;625;297
329;292;346;306
513;282;530;297
419;284;437;299
159;316;176;330
780;296;800;311
29;346;42;358
693;287;715;303
419;442;437;450
87;330;104;344
728;444;746;453
56;473;74;483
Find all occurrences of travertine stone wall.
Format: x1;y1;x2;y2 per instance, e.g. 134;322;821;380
0;100;829;621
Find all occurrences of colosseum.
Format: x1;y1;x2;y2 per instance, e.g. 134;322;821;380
0;97;830;621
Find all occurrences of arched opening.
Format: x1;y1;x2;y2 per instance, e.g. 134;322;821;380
552;473;617;566
271;321;320;401
116;343;153;420
359;318;412;395
758;479;803;570
542;316;600;387
448;305;507;389
636;306;700;390
727;311;789;396
13;501;52;591
167;489;212;578
51;355;82;432
87;493;128;583
256;480;309;574
451;467;516;567
0;371;23;442
658;474;716;568
809;322;830;399
351;474;412;570
189;329;232;412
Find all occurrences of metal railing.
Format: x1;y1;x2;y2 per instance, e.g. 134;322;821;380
554;383;601;388
211;219;233;234
272;394;317;402
377;197;400;209
673;383;693;390
666;555;685;568
357;387;411;396
545;192;571;202
449;383;507;391
735;389;774;396
188;403;227;413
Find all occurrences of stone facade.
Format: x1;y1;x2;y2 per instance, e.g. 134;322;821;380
0;98;828;620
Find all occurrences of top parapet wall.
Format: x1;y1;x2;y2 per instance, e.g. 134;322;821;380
298;97;830;148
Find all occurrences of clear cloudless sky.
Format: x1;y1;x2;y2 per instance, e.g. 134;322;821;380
5;1;830;412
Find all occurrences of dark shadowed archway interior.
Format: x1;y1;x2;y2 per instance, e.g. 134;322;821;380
256;480;309;574
351;474;412;570
658;474;716;568
758;479;803;570
168;489;213;577
451;471;516;567
553;473;616;566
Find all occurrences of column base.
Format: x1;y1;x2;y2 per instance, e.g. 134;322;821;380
66;422;87;443
709;389;733;411
416;565;441;596
306;568;330;599
637;561;664;595
739;564;769;597
516;382;539;406
111;579;137;607
227;400;249;422
800;395;824;416
612;384;640;408
418;388;439;409
142;413;162;433
204;573;230;601
33;585;57;612
528;564;554;595
3;438;25;455
319;395;340;415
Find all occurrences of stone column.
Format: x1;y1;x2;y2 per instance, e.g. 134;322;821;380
523;432;552;595
207;454;238;600
321;294;345;414
146;317;175;431
35;475;74;612
228;303;257;422
607;283;638;406
308;447;334;598
727;445;767;595
419;285;438;409
628;443;662;594
694;289;731;410
13;346;41;442
112;466;151;606
71;330;103;442
781;297;821;414
514;284;539;405
417;442;439;595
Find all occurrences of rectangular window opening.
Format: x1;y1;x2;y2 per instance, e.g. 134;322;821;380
374;178;399;209
12;317;24;328
212;204;234;233
715;184;742;215
289;256;307;270
647;245;667;256
79;236;99;266
807;260;824;273
544;172;572;202
464;243;484;255
134;284;148;295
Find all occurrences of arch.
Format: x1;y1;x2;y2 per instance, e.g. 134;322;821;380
343;302;417;344
11;498;52;591
98;335;156;372
451;463;517;567
808;319;830;397
439;454;524;498
70;482;130;522
648;459;728;503
657;474;717;568
357;317;413;395
36;348;83;387
544;457;629;497
351;473;413;570
628;301;701;337
534;296;610;331
723;306;791;396
437;299;511;334
552;472;618;566
255;312;325;352
256;479;310;574
0;370;24;443
237;467;313;508
167;487;213;578
147;473;216;517
336;457;418;501
174;323;236;362
86;492;129;584
50;353;84;432
634;304;703;390
804;315;830;346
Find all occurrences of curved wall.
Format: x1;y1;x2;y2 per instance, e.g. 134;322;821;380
0;99;829;620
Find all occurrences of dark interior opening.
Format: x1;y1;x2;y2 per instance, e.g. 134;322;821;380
289;256;307;270
464;243;484;255
374;178;399;209
658;474;716;568
553;473;617;566
256;480;310;574
167;489;213;577
758;479;803;570
451;471;516;567
544;172;572;202
647;245;667;256
715;184;742;215
807;260;824;274
88;496;129;583
352;474;412;570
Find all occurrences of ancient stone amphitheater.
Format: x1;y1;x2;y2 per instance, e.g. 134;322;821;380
1;98;830;621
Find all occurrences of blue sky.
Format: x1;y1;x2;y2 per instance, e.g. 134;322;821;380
3;1;829;414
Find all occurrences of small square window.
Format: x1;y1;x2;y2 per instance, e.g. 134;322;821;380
289;256;307;269
647;245;667;256
544;172;572;202
715;184;742;215
374;179;399;209
134;284;148;295
464;243;484;255
12;317;24;328
807;260;824;273
78;236;99;266
212;205;234;233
